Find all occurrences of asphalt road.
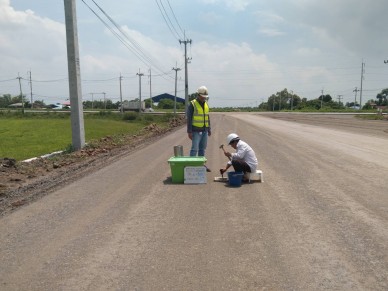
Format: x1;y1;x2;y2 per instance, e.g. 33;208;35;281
0;113;387;290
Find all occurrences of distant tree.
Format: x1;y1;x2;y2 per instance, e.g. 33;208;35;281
376;88;388;105
104;99;114;109
114;101;121;109
288;91;302;109
318;94;332;102
325;100;344;109
11;96;19;104
362;100;374;110
266;88;301;111
144;98;152;108
346;102;359;108
305;99;321;110
0;94;12;108
33;100;46;108
158;98;175;109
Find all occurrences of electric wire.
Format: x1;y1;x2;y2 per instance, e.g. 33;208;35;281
166;0;185;36
0;78;18;82
154;0;181;41
81;0;150;69
82;0;173;81
156;0;180;40
89;0;158;66
20;77;68;83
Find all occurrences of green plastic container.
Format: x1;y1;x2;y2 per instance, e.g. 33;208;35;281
168;156;207;183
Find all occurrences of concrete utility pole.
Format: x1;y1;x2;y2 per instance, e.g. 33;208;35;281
103;92;106;110
137;70;144;114
172;65;181;115
28;71;33;108
179;38;192;116
321;89;324;109
290;90;294;111
64;0;85;150
337;94;343;104
119;74;123;114
17;74;24;114
360;61;365;108
149;68;152;110
90;93;94;109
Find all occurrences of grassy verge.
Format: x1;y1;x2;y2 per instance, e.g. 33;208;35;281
0;111;174;161
355;114;387;120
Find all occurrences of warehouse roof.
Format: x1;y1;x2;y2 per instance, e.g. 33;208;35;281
151;93;185;103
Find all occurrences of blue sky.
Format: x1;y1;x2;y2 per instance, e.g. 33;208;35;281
1;0;388;107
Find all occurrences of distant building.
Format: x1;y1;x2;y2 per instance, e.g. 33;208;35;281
151;93;185;103
8;103;23;108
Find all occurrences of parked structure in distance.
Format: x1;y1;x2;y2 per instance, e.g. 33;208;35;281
119;100;145;112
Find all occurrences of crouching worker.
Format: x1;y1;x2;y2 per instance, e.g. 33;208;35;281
220;133;258;182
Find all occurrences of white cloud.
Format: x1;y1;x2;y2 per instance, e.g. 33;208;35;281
2;0;387;106
295;47;321;57
286;0;388;56
199;0;250;11
189;41;282;105
254;11;285;37
0;1;66;73
258;28;284;37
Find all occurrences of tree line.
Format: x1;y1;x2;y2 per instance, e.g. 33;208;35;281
258;88;388;111
0;94;185;110
1;88;387;111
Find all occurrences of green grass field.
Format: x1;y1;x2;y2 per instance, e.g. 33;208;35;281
0;112;170;161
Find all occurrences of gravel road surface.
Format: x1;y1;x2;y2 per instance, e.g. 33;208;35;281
0;113;387;290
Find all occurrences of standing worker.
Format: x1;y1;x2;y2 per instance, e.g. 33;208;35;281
220;133;258;181
187;85;211;171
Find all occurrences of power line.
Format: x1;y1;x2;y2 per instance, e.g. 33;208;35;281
81;0;150;66
82;0;172;79
21;77;68;83
0;78;18;83
154;0;183;40
166;0;184;36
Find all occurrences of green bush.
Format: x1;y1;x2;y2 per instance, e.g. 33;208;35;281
98;110;112;117
143;115;154;122
122;112;138;121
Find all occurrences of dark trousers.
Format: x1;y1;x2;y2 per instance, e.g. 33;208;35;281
232;160;251;173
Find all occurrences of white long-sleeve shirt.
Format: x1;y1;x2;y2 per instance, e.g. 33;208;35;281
227;140;258;172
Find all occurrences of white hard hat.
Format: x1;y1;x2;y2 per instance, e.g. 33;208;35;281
197;86;208;97
227;133;239;145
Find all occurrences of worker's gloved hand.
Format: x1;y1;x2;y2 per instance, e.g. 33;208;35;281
220;168;226;175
